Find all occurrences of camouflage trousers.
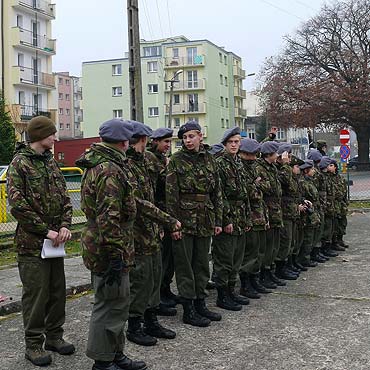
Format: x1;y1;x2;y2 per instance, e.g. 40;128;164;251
298;226;315;265
321;215;334;243
333;215;347;240
212;232;246;288
129;250;162;318
240;229;265;275
277;220;296;262
173;234;211;300
292;224;304;256
86;272;130;361
160;231;175;292
263;227;280;269
18;255;66;349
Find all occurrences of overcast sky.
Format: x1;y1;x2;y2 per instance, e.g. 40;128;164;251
53;0;329;90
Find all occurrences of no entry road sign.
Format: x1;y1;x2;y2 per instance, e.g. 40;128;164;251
340;144;350;160
340;129;350;145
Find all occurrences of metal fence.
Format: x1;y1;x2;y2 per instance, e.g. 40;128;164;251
0;179;85;236
345;170;370;201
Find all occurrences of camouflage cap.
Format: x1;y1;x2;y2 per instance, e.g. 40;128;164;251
178;120;201;139
208;143;224;155
99;119;134;142
316;140;327;148
307;148;323;162
131;121;153;138
151;127;173;140
277;142;293;155
221;126;241;144
290;155;305;167
260;141;279;154
239;138;261;154
319;156;332;169
299;159;314;170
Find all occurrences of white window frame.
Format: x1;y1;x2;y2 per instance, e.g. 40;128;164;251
148;84;158;94
59;108;63;115
112;64;122;76
148;107;159;117
112;86;123;97
147;61;158;73
113;109;123;118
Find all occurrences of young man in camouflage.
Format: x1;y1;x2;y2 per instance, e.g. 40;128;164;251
166;120;223;327
126;122;180;347
238;138;270;298
212;127;251;311
7;116;75;367
77;119;147;370
255;141;285;289
147;127;178;314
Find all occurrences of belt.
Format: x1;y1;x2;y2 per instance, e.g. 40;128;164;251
228;199;244;206
180;193;210;202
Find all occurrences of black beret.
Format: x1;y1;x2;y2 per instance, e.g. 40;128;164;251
178;120;201;139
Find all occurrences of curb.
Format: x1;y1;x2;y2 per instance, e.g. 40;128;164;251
0;282;91;317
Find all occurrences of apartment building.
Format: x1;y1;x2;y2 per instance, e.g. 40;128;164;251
54;72;83;139
0;0;57;140
82;36;247;147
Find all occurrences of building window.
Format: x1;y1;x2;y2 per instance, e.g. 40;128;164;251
277;127;285;140
112;86;122;96
58;77;63;84
143;46;161;57
224;55;227;65
226;119;229;128
57;152;64;160
113;109;123;118
220;97;224;107
16;14;23;28
18;53;24;68
173;94;180;104
187;70;198;88
224;76;228;86
221;118;225;128
148;107;159;117
59;108;63;115
112;64;122;75
65;94;70;101
246;126;256;139
66;123;70;129
188;117;199;123
147;61;158;72
66;109;70;116
219;52;222;63
65;79;70;85
59;123;64;130
174;117;180;127
148;84;158;94
172;48;179;58
187;47;197;65
225;98;229;108
58;93;63;100
175;140;182;148
220;74;223;85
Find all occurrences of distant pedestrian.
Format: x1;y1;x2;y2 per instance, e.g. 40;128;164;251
7;116;75;367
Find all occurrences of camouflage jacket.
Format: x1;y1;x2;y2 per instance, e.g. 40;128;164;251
166;144;223;237
216;152;252;234
126;147;178;255
312;166;327;215
146;146;167;211
7;144;72;256
323;172;336;217
241;159;268;230
333;173;348;216
77;143;137;273
255;158;283;228
276;162;300;220
298;175;321;227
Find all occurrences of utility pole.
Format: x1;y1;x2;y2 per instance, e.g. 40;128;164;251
127;0;143;122
165;70;183;128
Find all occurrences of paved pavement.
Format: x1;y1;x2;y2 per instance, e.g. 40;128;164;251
0;211;369;370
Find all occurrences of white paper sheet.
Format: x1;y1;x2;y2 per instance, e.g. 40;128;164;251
41;239;66;259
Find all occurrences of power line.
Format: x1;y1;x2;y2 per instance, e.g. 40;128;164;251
295;0;317;11
258;0;304;21
166;0;173;36
142;0;155;39
155;0;164;38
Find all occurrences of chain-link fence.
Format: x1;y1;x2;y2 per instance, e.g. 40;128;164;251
0;179;85;237
345;171;370;201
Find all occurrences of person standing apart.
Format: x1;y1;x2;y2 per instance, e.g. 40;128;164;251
7;116;75;367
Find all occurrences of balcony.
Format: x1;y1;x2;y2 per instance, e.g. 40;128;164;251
165;79;206;92
12;0;56;19
165;102;207;115
20;105;52;121
234;86;246;98
164;55;205;68
233;65;246;79
13;66;55;89
235;107;247;118
12;27;56;55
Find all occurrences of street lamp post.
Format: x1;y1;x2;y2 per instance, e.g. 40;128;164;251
166;70;183;128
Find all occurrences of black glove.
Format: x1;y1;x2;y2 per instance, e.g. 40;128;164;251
103;259;125;287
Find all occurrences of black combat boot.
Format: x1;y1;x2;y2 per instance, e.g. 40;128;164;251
114;352;147;370
194;298;222;321
182;299;211;327
143;309;176;339
275;261;298;281
160;286;177;307
229;286;250;305
260;269;277;289
216;287;242;311
269;268;287;286
331;241;346;251
338;236;349;248
251;273;272;294
93;361;120;370
302;260;318;268
155;303;177;316
321;242;338;257
287;256;300;273
126;317;157;346
240;273;261;299
292;255;308;271
311;248;326;263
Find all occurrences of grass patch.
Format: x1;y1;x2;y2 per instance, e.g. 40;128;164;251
349;201;370;208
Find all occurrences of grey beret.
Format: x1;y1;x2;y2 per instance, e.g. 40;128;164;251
330;158;337;165
99;119;134;142
178;120;201;139
277;142;293;155
319;156;332;169
299;159;314;170
260;141;279;154
239;138;261;154
221;126;241;144
151;127;173;140
208;143;224;155
307;149;323;162
131;120;153;138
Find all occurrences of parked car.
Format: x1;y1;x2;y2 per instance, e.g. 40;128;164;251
347;155;370;170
